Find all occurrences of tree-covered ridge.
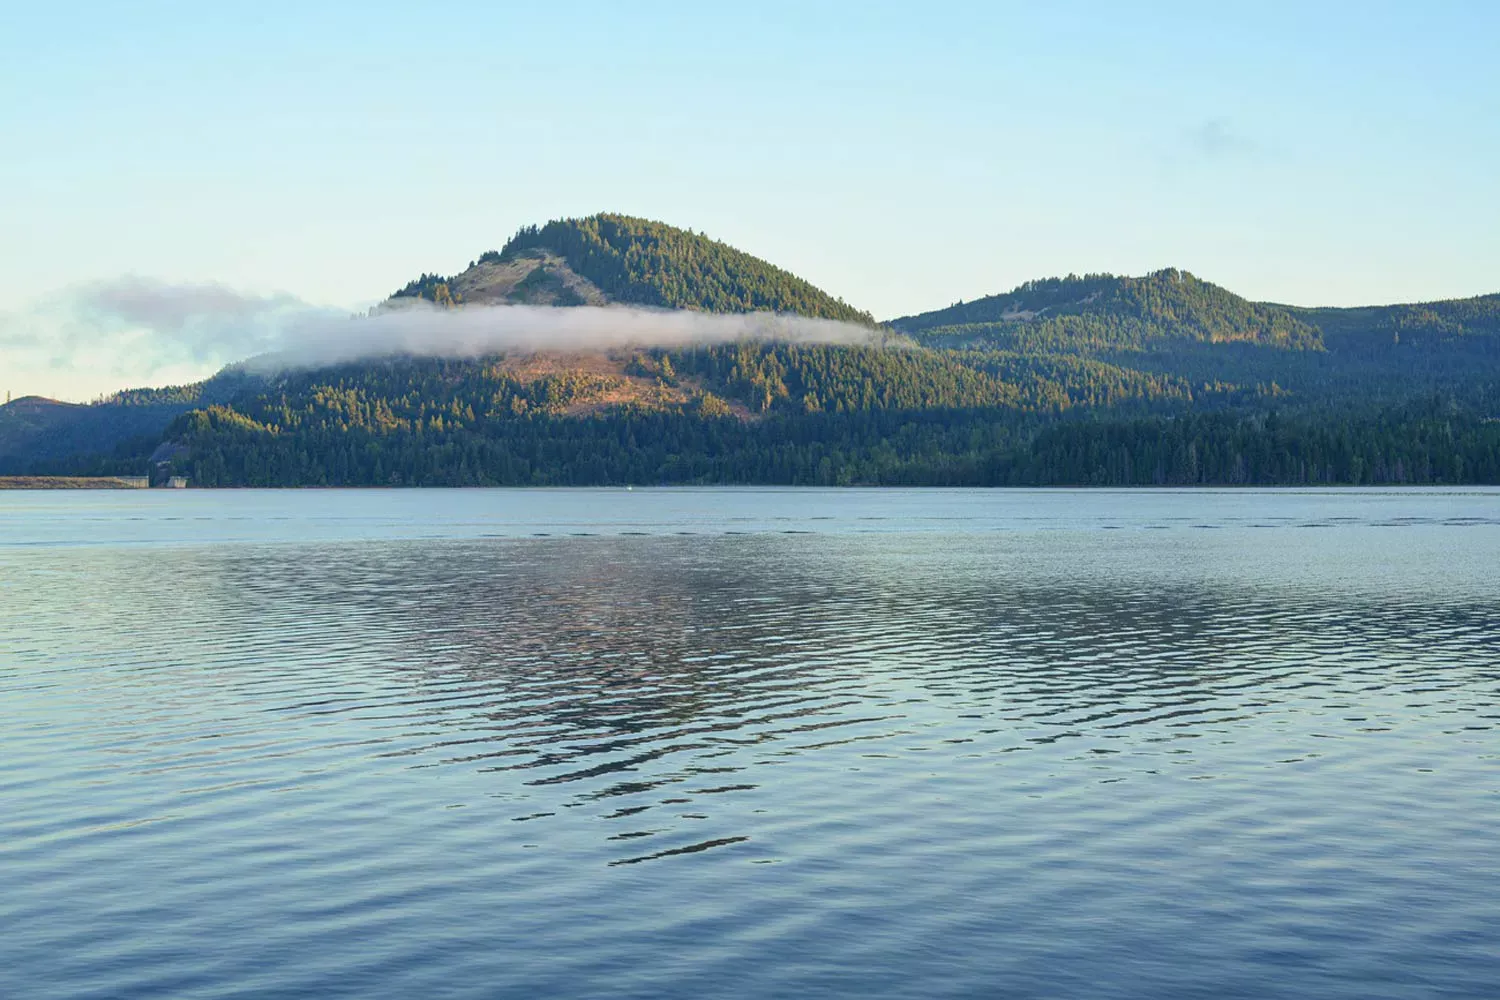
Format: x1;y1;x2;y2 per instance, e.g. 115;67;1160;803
21;333;1499;487
98;383;207;406
0;367;271;473
174;357;674;439
129;338;1500;489
497;214;875;324
891;270;1321;350
0;397;195;471
157;369;1499;488
1017;399;1500;486
162;343;1174;442
650;343;1231;417
1292;294;1500;353
140;342;1223;486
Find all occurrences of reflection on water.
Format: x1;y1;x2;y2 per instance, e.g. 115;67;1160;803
2;490;1498;999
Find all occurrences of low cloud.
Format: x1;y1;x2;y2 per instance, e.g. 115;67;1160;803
254;299;880;372
0;277;885;400
78;277;318;358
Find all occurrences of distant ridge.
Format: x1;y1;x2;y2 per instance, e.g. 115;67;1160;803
2;395;80;412
0;373;254;473
888;270;1322;351
1291;292;1500;354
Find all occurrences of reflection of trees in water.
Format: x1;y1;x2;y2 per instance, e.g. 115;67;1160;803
194;534;1499;815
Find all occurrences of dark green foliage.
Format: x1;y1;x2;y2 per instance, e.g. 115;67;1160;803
144;348;1500;488
98;383;205;406
1292;294;1500;355
891;270;1321;350
663;343;1022;413
0;400;187;472
655;343;1223;416
1011;400;1500;486
0;367;264;473
172;401;1039;488
168;396;1500;490
892;275;1499;411
499;214;874;323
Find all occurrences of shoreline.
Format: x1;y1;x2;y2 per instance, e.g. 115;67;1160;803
0;476;150;490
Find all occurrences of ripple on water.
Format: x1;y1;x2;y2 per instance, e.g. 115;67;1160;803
1;490;1498;999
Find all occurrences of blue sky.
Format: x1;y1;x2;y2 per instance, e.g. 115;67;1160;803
2;1;1497;399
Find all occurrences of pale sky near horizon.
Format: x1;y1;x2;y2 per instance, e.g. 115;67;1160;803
2;1;1497;400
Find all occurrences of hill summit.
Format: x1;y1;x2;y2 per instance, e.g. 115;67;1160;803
889;269;1322;351
391;213;875;325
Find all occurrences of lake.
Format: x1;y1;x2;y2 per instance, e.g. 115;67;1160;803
2;488;1497;999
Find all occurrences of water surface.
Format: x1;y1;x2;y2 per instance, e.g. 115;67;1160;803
3;488;1497;998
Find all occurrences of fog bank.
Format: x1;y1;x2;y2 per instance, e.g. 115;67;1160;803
0;277;888;400
249;298;884;372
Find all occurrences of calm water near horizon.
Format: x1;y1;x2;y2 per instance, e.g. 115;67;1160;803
3;488;1497;998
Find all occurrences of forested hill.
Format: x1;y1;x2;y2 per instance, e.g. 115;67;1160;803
59;336;1498;488
392;213;875;324
0;369;261;474
8;221;1499;486
1290;294;1500;355
889;270;1500;367
889;270;1322;351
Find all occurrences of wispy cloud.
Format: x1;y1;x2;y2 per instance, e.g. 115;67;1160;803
252;299;880;373
0;277;883;400
1181;117;1258;159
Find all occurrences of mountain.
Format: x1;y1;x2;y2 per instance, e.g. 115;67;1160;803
5;214;1499;486
392;213;875;324
0;397;84;459
889;271;1500;404
1290;294;1500;355
0;371;260;474
0;395;185;473
3;213;877;472
888;269;1321;351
